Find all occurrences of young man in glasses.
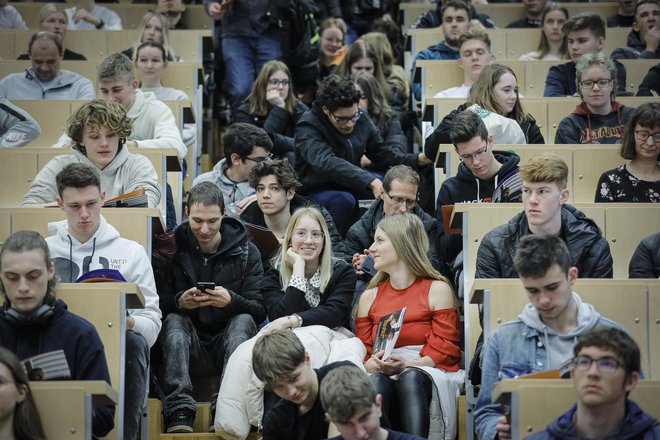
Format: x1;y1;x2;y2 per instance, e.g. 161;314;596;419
475;153;613;279
194;122;273;216
526;327;659;439
295;74;431;237
555;52;634;144
240;159;348;267
544;13;628;97
155;181;265;433
437;111;521;275
474;234;624;440
347;164;442;278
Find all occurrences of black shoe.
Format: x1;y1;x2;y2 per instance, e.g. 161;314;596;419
166;409;195;433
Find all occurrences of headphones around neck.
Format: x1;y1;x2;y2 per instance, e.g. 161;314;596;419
3;303;55;327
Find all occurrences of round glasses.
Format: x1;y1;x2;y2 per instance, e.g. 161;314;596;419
293;229;324;242
634;130;660;144
572;355;621;374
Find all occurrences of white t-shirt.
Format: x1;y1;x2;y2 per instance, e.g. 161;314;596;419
433;84;471;99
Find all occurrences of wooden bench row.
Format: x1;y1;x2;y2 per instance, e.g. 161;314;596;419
399;2;620;32
7;2;213;30
0;29;210;63
416;59;657;101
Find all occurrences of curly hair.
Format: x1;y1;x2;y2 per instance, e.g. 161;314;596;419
317;74;361;112
248;159;301;191
66;99;132;155
576;52;618;102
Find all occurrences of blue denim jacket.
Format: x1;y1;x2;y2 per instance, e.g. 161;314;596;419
474;300;624;440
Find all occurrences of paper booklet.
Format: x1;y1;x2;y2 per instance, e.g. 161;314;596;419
244;222;281;258
373;307;407;361
103;188;148;208
492;169;523;203
22;349;71;381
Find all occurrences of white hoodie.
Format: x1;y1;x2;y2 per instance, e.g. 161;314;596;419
45;216;162;347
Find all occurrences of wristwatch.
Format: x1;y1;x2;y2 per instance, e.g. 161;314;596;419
293;313;303;328
96;19;105;29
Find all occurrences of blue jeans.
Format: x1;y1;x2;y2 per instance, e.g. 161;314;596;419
222;33;282;114
125;331;149;440
310;190;358;238
160;312;257;416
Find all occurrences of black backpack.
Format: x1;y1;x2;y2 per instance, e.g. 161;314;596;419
268;0;320;89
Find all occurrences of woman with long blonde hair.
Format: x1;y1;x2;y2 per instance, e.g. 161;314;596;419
122;11;179;62
261;207;356;331
355;213;461;437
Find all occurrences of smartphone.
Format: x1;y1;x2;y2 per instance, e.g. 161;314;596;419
196;282;215;293
361;255;376;277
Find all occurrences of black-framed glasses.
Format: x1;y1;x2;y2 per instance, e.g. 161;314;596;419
331;111;361;126
293;229;324;242
385;192;417;208
245;153;273;164
267;79;290;87
579;79;613;89
572;355;621;374
458;143;488;163
635;130;660;144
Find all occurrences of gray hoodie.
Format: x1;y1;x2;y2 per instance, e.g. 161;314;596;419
519;292;605;370
192;158;255;211
0;68;95;100
0;98;41;147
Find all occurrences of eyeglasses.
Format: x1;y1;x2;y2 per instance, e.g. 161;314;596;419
572;355;621;374
245;154;273;164
331;111;361;126
385;192;417;208
267;79;290;87
458;144;488;163
293;229;324;242
635;130;660;144
579;79;613;89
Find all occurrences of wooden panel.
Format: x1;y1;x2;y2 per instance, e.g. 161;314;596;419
604;205;660;278
618;59;659;95
572;146;622;204
0;210;10;246
0;149;39;207
650;284;660;380
32;385;89;440
10;100;72;145
0;31;15;59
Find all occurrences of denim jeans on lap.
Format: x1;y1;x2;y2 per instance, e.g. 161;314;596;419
310;190;358;238
222;33;282;115
160;312;257;416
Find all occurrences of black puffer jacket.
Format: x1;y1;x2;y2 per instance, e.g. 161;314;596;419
629;232;660;278
345;197;443;271
160;217;266;340
295;101;418;196
475;204;613;278
235;99;308;157
424;103;545;162
240;193;348;264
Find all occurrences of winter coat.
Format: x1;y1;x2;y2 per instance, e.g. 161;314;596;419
424;103;544;163
612;29;660;60
262;259;356;328
0;299;115;437
437;150;521;265
294;101;418;196
526;400;660;440
345;197;442;271
629;232;660;278
555;101;634;144
160;217;266;341
46;216;163;347
475;204;614;278
637;63;660;96
235;99;308;157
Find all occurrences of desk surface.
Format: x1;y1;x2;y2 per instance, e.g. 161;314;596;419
30;380;118;406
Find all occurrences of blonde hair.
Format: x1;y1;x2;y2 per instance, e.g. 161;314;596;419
367;214;450;289
131;11;177;62
275;208;333;291
519;153;569;188
244;60;296;116
38;3;67;26
576;52;618;102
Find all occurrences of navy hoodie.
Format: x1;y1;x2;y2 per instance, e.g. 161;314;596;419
437;150;521;265
555;101;635;144
526;400;660;439
0;299;115;438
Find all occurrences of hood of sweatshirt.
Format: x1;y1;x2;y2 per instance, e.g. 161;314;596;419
447;150;521;202
519;292;602;370
570;101;626;143
47;215;122;282
126;89;155;120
